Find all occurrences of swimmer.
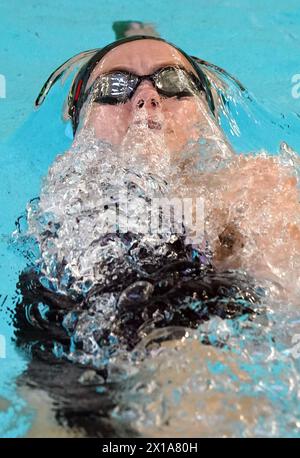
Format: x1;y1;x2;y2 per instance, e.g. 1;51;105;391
36;34;300;301
14;33;300;438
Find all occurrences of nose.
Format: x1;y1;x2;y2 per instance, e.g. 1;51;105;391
132;81;161;112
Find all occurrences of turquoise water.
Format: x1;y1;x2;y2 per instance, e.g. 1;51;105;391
1;0;300;437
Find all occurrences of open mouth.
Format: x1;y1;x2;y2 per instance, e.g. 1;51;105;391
132;119;162;130
147;119;162;130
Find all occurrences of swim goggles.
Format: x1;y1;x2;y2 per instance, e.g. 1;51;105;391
83;66;205;106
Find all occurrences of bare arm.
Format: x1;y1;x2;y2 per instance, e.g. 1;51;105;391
201;155;300;297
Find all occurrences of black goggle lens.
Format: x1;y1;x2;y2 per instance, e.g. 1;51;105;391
155;67;196;95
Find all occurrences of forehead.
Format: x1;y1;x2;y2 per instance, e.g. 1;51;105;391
87;39;197;86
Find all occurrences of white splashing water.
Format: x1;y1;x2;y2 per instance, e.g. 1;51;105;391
18;89;300;438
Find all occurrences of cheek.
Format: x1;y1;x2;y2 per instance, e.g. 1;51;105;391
83;104;131;144
162;98;205;141
163;98;204;129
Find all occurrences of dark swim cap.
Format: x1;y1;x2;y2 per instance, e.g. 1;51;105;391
35;35;216;135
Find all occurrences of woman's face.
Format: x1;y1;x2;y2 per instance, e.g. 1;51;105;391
77;39;212;154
